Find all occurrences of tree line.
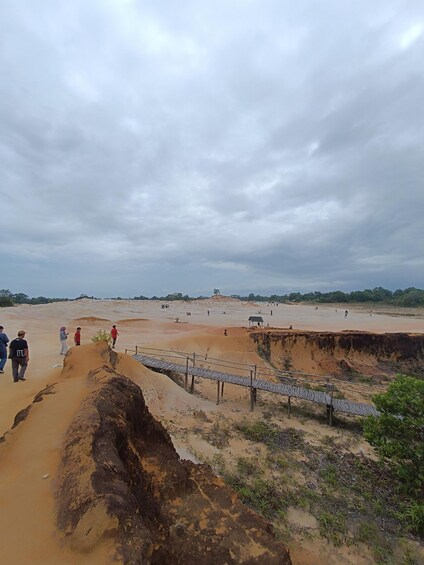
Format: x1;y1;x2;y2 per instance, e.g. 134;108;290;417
1;287;424;307
235;287;424;307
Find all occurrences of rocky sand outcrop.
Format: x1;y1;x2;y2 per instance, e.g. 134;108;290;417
251;330;424;377
54;343;292;564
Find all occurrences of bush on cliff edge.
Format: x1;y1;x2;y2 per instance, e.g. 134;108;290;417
364;375;424;534
364;374;424;494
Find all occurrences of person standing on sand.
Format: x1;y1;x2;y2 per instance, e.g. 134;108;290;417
9;330;29;382
110;325;119;348
59;326;68;355
74;327;81;346
0;325;9;373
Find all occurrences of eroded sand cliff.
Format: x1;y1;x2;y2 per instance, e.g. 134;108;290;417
0;342;291;564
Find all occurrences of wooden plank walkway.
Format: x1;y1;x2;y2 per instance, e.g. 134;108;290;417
133;354;379;418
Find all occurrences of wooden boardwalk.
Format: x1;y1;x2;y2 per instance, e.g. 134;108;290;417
133;353;379;419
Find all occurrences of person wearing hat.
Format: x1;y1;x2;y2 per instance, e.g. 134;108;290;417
59;326;69;355
9;330;29;382
0;325;9;373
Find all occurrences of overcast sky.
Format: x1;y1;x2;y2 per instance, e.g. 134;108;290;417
1;0;423;298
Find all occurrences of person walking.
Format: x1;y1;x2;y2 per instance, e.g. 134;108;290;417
110;325;119;348
59;326;68;355
74;327;81;346
9;330;29;382
0;325;9;373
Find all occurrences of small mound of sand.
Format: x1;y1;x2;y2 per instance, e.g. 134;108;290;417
116;319;149;326
209;295;239;302
73;317;110;324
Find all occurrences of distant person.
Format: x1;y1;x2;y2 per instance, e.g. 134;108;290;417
207;310;210;316
59;326;69;355
110;325;119;348
9;330;29;382
270;310;273;316
224;329;227;336
0;325;9;374
344;310;348;318
74;327;81;346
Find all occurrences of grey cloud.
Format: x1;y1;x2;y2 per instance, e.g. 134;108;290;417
0;0;423;296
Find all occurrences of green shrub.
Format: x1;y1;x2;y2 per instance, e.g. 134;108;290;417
364;375;424;495
400;501;424;535
91;329;112;345
0;296;14;307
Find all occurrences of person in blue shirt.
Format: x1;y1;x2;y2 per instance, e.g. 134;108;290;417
0;325;9;373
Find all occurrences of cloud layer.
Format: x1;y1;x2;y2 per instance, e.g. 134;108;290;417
1;0;423;297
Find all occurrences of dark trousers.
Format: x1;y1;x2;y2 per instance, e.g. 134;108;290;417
0;352;7;371
11;358;27;381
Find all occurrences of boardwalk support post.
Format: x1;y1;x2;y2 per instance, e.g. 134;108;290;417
135;345;138;355
185;356;189;390
327;404;334;426
288;396;291;418
190;353;196;394
250;370;254;411
253;365;257;406
326;383;335;426
221;381;224;397
216;381;220;405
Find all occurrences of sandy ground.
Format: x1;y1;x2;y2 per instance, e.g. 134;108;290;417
0;298;423;564
1;297;422;436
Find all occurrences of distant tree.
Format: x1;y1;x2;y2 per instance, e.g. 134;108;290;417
166;293;183;301
0;289;13;298
0;296;14;307
12;293;29;303
364;375;424;496
30;296;50;304
287;292;302;302
396;289;424;307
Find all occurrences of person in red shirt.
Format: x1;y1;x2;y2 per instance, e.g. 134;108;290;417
110;325;119;348
74;327;81;346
